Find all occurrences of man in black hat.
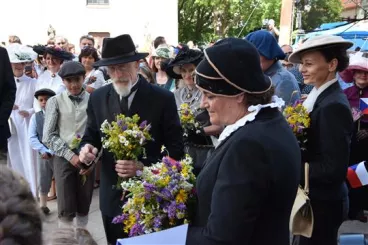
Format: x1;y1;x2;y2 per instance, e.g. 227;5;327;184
78;34;184;244
29;88;56;214
43;61;94;229
0;47;16;165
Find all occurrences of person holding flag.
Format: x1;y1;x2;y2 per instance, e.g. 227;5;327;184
342;51;368;222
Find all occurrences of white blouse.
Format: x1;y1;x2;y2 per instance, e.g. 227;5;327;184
84;69;105;89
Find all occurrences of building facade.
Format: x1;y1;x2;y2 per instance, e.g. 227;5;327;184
341;0;368;19
0;0;178;52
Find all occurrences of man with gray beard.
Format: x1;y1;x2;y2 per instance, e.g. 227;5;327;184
78;34;184;245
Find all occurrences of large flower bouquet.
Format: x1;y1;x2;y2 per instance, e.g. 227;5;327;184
100;114;152;189
112;155;196;237
283;101;310;150
179;103;201;137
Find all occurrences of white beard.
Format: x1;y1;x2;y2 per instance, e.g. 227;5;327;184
112;79;132;97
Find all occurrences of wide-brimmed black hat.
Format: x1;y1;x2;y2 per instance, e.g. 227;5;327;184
58;61;86;79
160;58;182;79
34;88;56;99
165;47;203;79
32;45;74;61
195;38;272;96
93;34;148;67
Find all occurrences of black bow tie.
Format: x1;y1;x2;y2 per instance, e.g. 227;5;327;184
69;94;83;103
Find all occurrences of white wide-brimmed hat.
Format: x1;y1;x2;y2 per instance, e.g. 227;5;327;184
289;35;354;64
7;43;37;63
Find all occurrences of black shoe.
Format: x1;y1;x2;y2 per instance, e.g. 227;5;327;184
41;206;50;215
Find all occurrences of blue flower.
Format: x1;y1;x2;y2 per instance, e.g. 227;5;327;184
139;120;148;129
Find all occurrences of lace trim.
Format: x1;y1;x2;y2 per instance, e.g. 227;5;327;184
217;96;285;145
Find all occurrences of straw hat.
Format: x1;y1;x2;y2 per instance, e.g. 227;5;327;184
289;35;353;64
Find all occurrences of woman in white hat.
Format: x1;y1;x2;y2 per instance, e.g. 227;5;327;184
151;44;176;92
289;35;354;245
6;43;38;196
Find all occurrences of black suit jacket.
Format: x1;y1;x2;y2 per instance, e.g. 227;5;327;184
0;47;16;149
80;77;184;216
186;108;301;245
302;82;353;201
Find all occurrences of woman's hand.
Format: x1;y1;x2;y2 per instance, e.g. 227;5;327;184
356;129;368;141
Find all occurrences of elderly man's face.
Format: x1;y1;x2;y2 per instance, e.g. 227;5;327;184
108;61;139;97
55;37;68;50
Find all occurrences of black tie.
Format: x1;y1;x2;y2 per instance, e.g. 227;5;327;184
120;80;140;114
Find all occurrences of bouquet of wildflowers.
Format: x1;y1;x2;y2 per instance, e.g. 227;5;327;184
283;101;310;149
100;114;152;189
179;103;201;137
112;154;196;237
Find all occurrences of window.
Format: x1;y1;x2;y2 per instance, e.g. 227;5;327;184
87;0;109;5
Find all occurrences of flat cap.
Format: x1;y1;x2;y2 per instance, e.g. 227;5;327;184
58;61;86;79
34;88;56;99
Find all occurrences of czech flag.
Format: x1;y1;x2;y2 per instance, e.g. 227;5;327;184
347;161;368;188
360;98;368;115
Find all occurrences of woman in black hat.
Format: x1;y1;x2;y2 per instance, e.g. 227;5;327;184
166;47;222;175
186;38;301;245
33;45;74;112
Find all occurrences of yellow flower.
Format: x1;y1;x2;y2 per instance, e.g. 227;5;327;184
176;189;188;203
123;214;136;233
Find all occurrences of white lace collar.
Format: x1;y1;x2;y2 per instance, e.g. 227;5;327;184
303;78;337;113
217;96;285;145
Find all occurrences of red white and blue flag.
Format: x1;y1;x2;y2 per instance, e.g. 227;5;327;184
360;98;368;115
347;161;368;188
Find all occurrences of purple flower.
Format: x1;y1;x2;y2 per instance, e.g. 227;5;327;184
129;223;144;237
112;214;128;224
76;133;81;139
122;124;128;131
117;119;123;127
153;216;162;229
177;202;186;211
136;170;143;177
139;120;148;129
167;201;177;219
161;188;173;199
143;182;156;192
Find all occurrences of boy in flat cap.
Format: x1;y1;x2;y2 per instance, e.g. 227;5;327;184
29;88;56;214
43;61;94;228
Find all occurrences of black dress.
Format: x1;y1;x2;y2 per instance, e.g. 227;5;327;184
186;108;301;245
174;87;215;176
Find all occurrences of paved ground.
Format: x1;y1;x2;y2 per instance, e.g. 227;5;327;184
42;189;367;245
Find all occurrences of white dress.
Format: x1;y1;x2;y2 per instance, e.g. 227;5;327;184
7;75;37;196
34;70;65;112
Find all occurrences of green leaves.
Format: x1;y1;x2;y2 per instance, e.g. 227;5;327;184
179;0;342;43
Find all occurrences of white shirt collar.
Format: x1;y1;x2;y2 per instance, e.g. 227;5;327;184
302;78;337;113
217;96;285;145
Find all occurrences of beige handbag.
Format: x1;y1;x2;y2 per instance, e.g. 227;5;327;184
290;163;314;238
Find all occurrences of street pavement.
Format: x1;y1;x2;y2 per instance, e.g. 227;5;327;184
42;188;367;245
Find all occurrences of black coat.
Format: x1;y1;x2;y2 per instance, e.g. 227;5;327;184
0;47;16;149
80;78;184;217
186;108;301;245
302;82;353;201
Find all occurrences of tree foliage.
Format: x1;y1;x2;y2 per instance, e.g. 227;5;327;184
301;0;343;31
178;0;342;43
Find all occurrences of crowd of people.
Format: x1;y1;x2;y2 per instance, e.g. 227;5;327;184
0;29;367;245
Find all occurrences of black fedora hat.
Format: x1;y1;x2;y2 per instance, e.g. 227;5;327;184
166;47;203;79
195;38;272;96
93;34;148;67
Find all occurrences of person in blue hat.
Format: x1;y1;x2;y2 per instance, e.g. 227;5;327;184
245;30;301;105
186;37;300;245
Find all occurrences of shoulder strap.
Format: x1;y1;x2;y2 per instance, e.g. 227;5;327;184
304;162;309;194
